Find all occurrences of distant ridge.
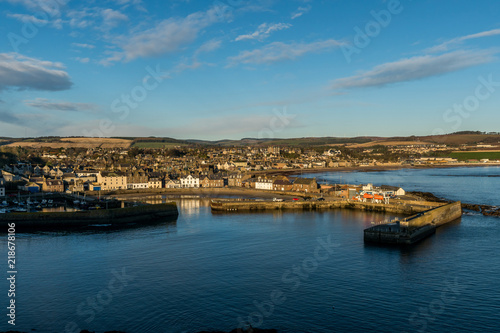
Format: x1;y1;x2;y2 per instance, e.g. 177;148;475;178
0;131;499;149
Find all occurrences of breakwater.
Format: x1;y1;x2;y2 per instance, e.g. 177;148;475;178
363;201;462;245
0;202;178;231
210;199;443;215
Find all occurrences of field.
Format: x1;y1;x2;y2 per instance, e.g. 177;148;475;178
450;151;500;160
347;140;435;148
131;141;187;148
5;138;133;149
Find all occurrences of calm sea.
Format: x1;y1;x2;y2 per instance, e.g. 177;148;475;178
1;167;499;333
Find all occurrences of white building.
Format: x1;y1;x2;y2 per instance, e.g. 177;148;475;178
127;183;149;189
180;175;199;188
395;188;406;196
255;178;273;190
148;178;163;189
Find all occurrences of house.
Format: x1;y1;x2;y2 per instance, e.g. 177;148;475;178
200;175;224;188
0;176;5;197
227;173;243;187
42;179;64;192
96;172;127;190
255;177;273;190
20;182;40;193
165;179;181;188
273;179;293;191
67;179;85;193
148;177;163;189
127;171;148;189
292;178;319;193
395;188;406;196
180;174;199;188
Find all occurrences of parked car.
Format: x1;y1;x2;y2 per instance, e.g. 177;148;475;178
292;198;300;201
317;197;325;201
273;198;284;202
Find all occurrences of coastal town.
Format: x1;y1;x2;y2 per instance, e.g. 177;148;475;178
1;137;499;202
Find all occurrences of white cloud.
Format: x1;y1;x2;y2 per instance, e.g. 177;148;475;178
235;23;291;42
67;7;128;31
7;13;63;29
427;28;500;53
195;39;222;55
228;39;343;66
291;5;311;20
101;8;128;29
332;50;496;89
3;0;66;17
0;53;72;91
24;98;98;112
107;6;227;63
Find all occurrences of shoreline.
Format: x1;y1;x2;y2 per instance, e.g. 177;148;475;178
253;163;500;176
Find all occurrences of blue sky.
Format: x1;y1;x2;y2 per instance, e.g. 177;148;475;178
0;0;499;140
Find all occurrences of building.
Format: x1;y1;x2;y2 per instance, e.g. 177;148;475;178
96;172;127;191
20;182;40;193
148;177;163;189
127;171;148;189
180;174;199;188
292;178;319;193
42;179;64;192
273;179;293;191
200;175;224;188
255;177;273;190
165;179;181;188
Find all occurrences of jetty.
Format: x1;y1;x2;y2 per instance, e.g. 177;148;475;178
0;202;179;231
363;201;462;245
210;199;462;245
210;199;443;215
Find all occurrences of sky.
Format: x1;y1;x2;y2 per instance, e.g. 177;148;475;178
0;0;499;140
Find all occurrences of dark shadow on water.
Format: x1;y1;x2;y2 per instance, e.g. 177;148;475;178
11;217;178;237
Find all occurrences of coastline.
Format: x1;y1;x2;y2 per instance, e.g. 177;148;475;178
253;163;500;176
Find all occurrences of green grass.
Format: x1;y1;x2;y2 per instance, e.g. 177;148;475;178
132;142;187;148
450;152;500;160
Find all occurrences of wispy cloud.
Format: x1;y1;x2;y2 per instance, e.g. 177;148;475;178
0;53;72;91
194;39;222;55
332;50;497;89
106;6;227;64
67;7;128;31
3;0;66;17
24;98;98;112
427;28;500;53
72;43;95;49
291;5;311;20
172;39;221;73
235;23;291;41
7;13;63;29
101;8;128;29
228;39;343;66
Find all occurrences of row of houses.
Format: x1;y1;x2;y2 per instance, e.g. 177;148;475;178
0;175;5;197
